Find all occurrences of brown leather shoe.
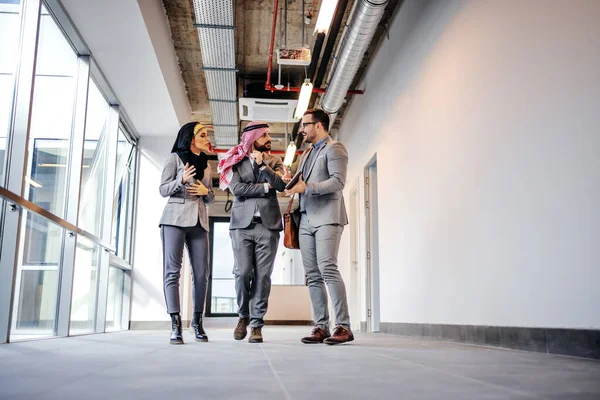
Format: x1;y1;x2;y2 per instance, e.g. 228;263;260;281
248;327;263;343
301;326;331;344
234;317;250;340
323;325;354;345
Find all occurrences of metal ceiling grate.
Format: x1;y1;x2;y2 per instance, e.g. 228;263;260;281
192;0;238;148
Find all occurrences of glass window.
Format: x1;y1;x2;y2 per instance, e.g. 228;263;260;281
271;235;305;285
26;4;78;218
15;7;79;339
10;210;64;341
0;0;23;186
111;129;135;260
70;236;100;334
210;220;236;314
105;266;127;332
78;78;110;237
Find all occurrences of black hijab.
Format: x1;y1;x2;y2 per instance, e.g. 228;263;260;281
171;122;208;179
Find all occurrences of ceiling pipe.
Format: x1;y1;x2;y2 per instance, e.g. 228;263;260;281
310;0;349;106
321;0;389;114
265;0;363;95
289;0;349;146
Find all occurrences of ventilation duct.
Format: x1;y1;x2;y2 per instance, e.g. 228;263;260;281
192;0;238;147
320;0;389;115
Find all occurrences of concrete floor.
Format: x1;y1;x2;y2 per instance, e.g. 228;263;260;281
1;323;599;400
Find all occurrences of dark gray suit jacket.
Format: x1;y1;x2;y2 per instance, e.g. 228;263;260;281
159;153;214;230
229;153;286;231
299;136;349;227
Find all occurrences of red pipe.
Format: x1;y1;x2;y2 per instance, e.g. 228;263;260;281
210;148;302;156
266;0;279;91
265;0;364;96
265;82;363;94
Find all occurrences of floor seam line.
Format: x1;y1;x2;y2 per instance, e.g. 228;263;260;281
372;350;537;399
260;344;293;400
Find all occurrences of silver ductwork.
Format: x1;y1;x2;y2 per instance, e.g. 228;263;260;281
320;0;389;115
192;0;238;147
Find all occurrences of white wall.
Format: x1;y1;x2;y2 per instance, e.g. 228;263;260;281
339;0;600;329
130;136;172;323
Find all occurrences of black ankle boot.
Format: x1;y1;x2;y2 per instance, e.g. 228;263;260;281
170;313;184;345
191;312;208;342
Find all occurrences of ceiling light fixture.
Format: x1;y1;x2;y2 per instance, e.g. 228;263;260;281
314;0;339;34
294;79;313;120
283;142;296;167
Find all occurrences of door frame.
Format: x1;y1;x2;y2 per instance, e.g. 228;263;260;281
348;179;361;331
364;154;380;332
205;216;237;317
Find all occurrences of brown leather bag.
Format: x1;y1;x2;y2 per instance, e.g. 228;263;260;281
283;194;300;249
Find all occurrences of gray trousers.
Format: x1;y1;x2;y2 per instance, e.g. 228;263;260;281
161;224;209;314
299;216;350;330
230;223;280;328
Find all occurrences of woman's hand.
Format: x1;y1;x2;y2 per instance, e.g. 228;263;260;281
186;182;210;196
182;163;196;184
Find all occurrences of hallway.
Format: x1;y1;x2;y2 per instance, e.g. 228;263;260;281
1;324;599;399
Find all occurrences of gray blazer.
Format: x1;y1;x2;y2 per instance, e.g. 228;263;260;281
229;153;286;231
299;136;349;227
159;153;214;230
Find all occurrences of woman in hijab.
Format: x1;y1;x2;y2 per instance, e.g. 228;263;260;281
159;122;214;344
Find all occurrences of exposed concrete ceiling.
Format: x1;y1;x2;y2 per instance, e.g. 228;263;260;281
162;0;401;149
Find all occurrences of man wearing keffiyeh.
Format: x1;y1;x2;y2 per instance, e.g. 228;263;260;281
218;121;287;343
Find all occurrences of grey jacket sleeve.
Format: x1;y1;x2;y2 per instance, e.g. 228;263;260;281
306;142;348;196
229;164;268;198
261;156;286;192
159;154;185;198
201;164;215;205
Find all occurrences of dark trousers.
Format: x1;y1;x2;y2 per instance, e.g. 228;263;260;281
230;224;280;328
161;224;209;314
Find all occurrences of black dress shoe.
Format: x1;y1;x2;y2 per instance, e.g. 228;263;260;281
170;313;184;345
191;312;208;342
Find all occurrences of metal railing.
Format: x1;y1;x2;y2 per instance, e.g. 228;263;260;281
0;186;115;253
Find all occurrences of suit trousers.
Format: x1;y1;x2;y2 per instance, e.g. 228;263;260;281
299;215;350;330
230;223;280;328
161;224;209;314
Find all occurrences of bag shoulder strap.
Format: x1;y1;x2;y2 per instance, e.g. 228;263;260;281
285;193;296;214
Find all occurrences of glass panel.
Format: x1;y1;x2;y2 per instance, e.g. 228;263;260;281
212;221;234;279
10;210;63;341
70;236;100;334
210;221;236;313
111;129;134;259
26;4;78;217
0;0;23;187
78;79;110;237
210;280;236;314
271;235;305;285
105;266;124;332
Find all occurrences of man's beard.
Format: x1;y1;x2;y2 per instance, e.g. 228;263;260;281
255;142;271;152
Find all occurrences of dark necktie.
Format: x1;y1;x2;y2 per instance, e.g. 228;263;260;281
252;159;260;180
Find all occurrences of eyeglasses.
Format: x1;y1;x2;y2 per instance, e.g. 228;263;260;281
302;122;317;128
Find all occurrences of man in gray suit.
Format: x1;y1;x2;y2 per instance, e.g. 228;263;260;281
219;121;287;343
285;109;353;345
